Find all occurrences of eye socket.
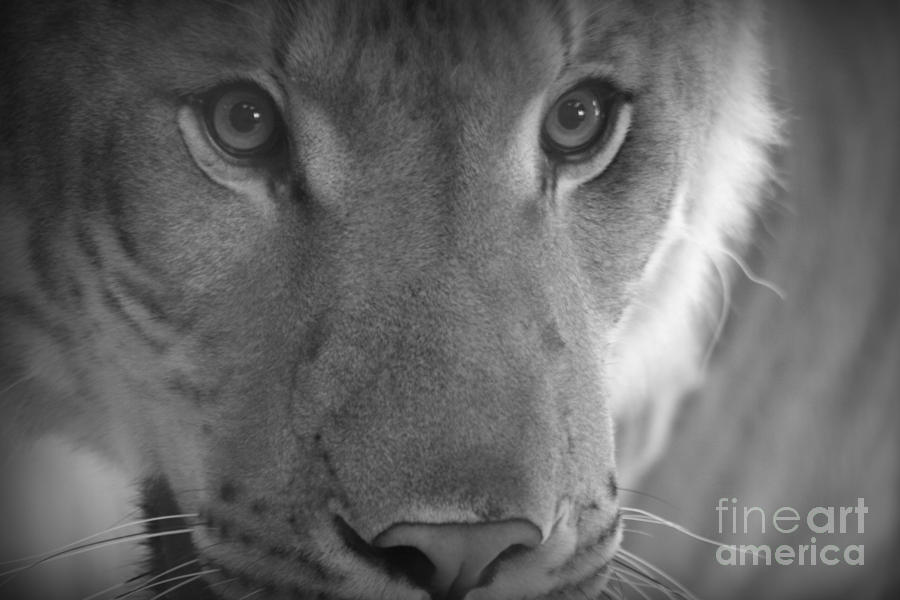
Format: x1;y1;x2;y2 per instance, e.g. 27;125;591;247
542;80;622;157
202;83;284;158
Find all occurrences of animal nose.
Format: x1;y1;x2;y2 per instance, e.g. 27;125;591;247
373;520;542;599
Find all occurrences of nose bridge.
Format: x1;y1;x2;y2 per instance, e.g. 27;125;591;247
325;254;565;539
316;113;571;535
385;261;545;433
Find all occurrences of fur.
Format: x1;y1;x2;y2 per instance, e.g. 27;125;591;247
0;2;837;599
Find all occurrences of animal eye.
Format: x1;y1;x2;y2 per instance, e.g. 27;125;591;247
202;83;283;158
542;81;622;157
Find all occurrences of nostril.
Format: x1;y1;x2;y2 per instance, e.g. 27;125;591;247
334;517;436;589
373;520;541;599
379;545;435;590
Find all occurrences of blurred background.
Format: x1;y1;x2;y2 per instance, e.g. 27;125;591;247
623;2;899;599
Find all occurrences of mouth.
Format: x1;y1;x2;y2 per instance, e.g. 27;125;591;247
140;478;622;600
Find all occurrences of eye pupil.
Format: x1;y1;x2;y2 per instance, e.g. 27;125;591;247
229;102;264;134
558;99;588;130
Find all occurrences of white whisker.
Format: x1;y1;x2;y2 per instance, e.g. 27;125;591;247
236;587;267;600
604;581;624;600
82;577;139;600
0;513;199;567
616;549;698;600
620;506;764;560
208;576;239;590
621;527;653;539
138;557;201;587
0;528;197;583
621;513;767;565
79;558;202;600
81;577;142;600
607;568;653;600
611;564;677;599
119;569;219;600
147;572;211;600
612;558;676;600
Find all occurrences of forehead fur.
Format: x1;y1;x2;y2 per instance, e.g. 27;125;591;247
43;1;747;95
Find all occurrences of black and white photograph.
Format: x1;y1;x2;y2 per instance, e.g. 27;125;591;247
1;1;897;599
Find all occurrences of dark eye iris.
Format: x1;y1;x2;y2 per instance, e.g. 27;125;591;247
203;84;283;158
542;81;621;156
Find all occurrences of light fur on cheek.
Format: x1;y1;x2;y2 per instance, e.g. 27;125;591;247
608;17;781;485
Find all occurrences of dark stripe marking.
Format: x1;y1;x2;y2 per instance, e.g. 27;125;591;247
100;284;169;352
